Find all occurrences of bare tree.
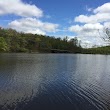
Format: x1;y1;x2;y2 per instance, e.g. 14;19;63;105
98;28;110;45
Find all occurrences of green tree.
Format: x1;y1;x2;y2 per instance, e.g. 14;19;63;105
0;37;8;52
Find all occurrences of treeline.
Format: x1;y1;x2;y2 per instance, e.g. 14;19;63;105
82;46;110;54
0;28;82;53
0;28;110;54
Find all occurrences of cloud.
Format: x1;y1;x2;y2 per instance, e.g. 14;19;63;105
104;22;110;28
69;23;108;47
69;23;105;47
75;13;110;24
25;29;46;35
69;25;82;33
69;3;110;47
94;3;110;14
75;3;110;23
69;23;103;35
8;18;59;35
0;0;43;17
0;0;59;35
85;5;93;12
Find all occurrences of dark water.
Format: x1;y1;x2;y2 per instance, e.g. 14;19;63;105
0;53;110;110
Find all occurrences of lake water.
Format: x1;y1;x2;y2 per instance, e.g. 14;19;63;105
0;53;110;110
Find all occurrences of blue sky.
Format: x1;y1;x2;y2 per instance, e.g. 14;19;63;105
0;0;110;47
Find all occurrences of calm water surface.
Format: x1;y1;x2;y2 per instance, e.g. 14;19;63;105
0;53;110;110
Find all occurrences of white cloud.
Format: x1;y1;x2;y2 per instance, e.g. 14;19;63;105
43;22;59;32
0;0;59;35
8;18;59;35
25;29;46;35
69;25;82;33
104;22;110;28
75;13;110;23
68;23;107;47
0;0;43;17
69;23;103;34
69;3;110;47
75;3;110;23
94;3;110;14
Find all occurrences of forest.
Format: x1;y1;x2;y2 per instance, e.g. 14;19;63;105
0;27;110;54
0;28;81;53
82;46;110;54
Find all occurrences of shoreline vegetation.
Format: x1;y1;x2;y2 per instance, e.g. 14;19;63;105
0;28;110;54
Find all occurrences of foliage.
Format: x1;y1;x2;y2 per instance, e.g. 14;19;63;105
82;46;110;54
0;28;109;54
0;37;8;52
0;28;81;53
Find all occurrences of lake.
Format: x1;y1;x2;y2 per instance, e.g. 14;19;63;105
0;53;110;110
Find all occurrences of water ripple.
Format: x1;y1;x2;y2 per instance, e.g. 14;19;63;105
0;53;110;110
